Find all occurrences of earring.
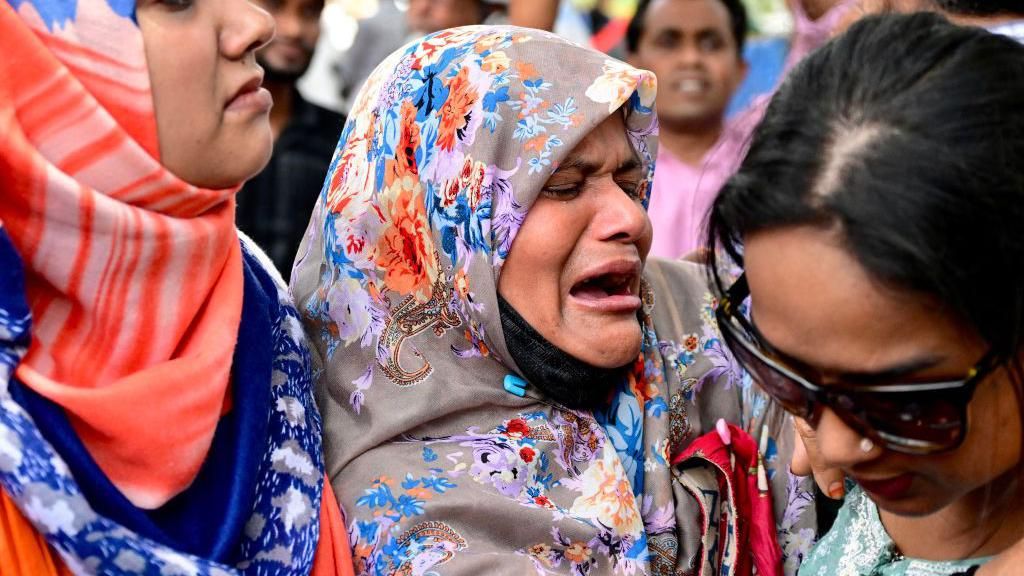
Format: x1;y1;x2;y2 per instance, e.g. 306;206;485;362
860;438;875;453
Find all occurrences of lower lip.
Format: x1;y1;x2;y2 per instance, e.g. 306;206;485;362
569;293;642;313
857;473;915;501
226;87;273;113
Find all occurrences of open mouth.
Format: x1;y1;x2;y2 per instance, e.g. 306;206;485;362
570;272;636;300
569;263;642;312
672;78;709;96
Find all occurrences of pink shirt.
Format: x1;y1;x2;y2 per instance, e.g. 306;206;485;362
785;0;858;71
647;128;746;259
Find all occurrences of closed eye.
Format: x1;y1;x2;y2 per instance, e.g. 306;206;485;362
617;179;643;200
541;185;581;200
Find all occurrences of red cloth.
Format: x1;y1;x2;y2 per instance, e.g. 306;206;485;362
672;422;784;576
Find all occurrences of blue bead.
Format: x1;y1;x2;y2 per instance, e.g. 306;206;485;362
503;374;527;397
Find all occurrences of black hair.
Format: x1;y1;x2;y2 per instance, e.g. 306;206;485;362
708;12;1024;391
934;0;1024;16
626;0;748;56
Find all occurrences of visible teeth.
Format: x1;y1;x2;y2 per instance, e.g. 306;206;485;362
677;79;704;93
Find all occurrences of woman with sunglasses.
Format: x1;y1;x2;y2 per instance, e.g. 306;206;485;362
707;12;1024;575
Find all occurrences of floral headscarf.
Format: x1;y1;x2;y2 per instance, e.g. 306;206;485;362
293;26;812;575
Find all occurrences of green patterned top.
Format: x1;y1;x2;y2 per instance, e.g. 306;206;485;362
799;484;990;576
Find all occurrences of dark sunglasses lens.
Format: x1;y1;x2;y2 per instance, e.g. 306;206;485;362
841;390;966;453
718;313;814;419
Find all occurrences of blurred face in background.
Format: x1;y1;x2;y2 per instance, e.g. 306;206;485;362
253;0;325;81
631;0;747;132
406;0;485;35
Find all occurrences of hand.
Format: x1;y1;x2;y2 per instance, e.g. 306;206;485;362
791;417;846;499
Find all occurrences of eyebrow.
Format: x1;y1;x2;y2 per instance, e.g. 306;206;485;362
748;314;946;383
554;156;643;176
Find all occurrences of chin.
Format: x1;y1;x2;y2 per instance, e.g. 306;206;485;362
189;149;271;190
233;131;274;181
873;499;941;518
663;107;720;127
579;328;642;368
869;490;948;518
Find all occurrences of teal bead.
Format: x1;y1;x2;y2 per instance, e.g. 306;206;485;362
503;374;527;397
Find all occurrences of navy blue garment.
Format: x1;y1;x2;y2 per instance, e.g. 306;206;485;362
10;244;276;563
0;231;31;370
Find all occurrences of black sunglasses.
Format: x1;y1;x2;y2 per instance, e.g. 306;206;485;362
715;274;999;455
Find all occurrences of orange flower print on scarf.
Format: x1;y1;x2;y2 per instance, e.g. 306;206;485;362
376;177;438;302
438;67;479;152
440;156;486;209
569;443;644;537
385;101;422;187
328;120;376;215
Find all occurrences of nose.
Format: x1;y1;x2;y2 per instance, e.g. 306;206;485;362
677;39;702;68
813;408;882;470
592;179;653;254
221;0;276;60
276;9;302;41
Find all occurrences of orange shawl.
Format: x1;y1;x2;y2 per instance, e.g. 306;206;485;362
0;0;240;509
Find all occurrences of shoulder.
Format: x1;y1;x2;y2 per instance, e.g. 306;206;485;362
644;258;715;320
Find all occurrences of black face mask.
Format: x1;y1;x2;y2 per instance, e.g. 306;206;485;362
498;295;631;411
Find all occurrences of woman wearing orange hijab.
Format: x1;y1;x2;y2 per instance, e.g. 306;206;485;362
0;0;351;573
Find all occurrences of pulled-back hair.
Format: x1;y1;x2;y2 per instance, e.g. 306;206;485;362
708;13;1024;370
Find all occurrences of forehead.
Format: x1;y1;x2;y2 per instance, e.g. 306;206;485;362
556;113;638;171
644;0;734;34
743;226;971;374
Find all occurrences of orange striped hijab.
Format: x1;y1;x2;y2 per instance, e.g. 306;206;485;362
0;0;243;508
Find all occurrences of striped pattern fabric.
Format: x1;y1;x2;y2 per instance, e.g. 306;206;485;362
0;0;243;508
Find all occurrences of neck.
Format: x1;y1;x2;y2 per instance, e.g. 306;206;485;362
659;120;724;166
266;80;295;140
881;471;1024;561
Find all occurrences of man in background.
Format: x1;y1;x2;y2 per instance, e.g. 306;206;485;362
237;0;345;274
627;0;748;258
